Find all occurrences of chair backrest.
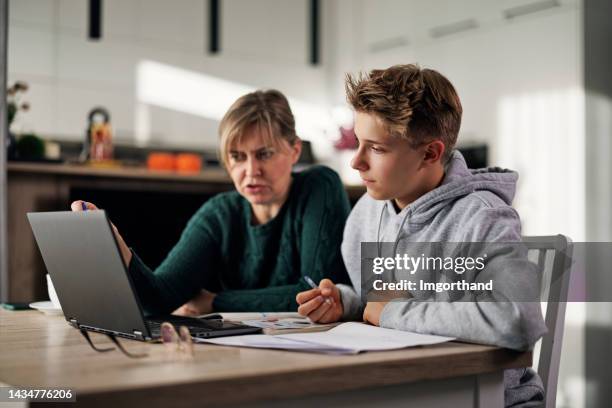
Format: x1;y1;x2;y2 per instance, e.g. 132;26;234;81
522;235;573;408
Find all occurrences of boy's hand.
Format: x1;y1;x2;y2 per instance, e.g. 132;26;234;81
363;289;407;326
296;279;343;323
363;301;389;326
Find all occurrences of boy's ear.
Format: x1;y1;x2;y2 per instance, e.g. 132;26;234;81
423;140;445;164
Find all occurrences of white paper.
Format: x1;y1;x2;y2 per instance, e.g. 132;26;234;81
197;322;454;354
278;322;455;352
194;333;356;354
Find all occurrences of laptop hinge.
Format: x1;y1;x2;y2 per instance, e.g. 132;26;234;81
133;330;143;336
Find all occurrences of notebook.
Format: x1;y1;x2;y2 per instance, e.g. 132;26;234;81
197;322;455;354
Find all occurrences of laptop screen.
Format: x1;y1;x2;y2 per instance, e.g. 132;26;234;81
28;211;150;338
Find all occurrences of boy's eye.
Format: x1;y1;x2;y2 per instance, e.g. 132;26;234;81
370;145;385;153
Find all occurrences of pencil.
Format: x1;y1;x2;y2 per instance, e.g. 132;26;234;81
303;276;331;304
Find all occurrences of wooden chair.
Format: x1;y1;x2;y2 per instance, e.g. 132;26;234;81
523;235;573;408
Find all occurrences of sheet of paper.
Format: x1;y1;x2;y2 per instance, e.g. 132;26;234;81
194;333;356;354
278;322;455;352
196;322;454;354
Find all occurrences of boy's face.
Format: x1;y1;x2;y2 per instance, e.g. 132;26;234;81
351;111;437;208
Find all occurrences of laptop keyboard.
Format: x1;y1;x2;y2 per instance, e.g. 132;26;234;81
147;319;216;338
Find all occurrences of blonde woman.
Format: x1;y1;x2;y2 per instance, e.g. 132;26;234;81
72;90;351;315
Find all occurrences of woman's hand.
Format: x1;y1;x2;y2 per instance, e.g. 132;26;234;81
296;278;343;323
70;200;132;266
173;289;217;317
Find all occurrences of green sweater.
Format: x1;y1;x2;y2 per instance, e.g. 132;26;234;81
128;165;351;314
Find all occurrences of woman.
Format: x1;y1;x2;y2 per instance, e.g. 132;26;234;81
72;90;351;315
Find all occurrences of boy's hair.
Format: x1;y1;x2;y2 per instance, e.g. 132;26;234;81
345;64;462;163
219;89;298;168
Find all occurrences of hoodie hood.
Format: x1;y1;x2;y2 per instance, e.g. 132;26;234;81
387;150;518;226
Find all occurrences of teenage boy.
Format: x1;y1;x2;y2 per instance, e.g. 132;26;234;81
296;64;547;406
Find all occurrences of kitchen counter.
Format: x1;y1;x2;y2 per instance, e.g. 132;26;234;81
6;161;365;302
7;161;232;183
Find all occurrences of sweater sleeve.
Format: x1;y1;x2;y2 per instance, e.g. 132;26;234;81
378;207;547;350
128;204;221;316
338;283;364;320
213;168;351;312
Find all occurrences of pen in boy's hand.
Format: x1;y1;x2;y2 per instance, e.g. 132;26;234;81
81;202;87;211
303;276;331;304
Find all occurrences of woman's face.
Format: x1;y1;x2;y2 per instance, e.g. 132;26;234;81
227;127;302;207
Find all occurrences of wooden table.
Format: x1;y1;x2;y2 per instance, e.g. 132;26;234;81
0;310;531;407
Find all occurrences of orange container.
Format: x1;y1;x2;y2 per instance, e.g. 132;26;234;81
176;153;202;173
147;153;176;171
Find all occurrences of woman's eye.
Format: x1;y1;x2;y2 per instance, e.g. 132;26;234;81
230;153;245;162
257;150;274;160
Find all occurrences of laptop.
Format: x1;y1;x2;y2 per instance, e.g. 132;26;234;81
27;210;261;341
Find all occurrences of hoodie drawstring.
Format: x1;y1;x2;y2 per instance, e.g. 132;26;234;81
376;202;412;258
376;202;387;258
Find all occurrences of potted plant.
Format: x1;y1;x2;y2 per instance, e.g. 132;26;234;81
6;81;45;160
6;81;31;159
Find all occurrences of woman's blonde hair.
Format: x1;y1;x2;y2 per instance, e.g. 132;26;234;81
219;90;298;167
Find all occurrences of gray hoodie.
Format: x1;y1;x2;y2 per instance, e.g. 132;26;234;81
337;150;547;407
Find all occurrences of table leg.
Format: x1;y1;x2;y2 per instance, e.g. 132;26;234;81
475;370;505;408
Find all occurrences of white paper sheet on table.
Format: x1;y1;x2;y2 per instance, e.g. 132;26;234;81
195;333;356;354
196;322;454;354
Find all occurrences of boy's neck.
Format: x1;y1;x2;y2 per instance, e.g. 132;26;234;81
393;165;445;211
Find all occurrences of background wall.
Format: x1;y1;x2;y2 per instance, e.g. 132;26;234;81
584;0;612;406
10;0;585;236
328;0;584;239
8;0;329;151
